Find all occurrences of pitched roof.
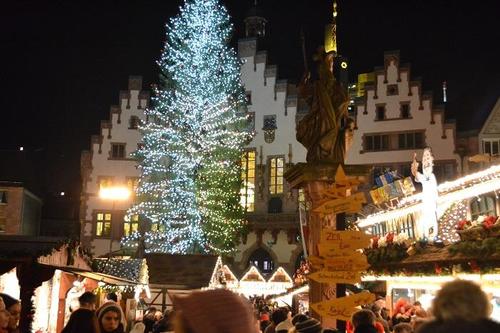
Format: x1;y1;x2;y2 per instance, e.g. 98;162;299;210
145;253;219;289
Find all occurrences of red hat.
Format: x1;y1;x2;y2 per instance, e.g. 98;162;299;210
260;313;270;321
174;289;255;333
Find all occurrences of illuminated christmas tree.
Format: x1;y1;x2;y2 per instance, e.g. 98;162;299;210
123;0;249;254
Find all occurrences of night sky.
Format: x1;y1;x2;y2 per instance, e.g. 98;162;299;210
1;0;499;215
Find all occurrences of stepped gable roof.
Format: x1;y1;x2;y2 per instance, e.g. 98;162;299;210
145;253;219;289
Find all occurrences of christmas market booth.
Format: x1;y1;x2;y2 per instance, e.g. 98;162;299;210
357;164;500;321
0;236;139;333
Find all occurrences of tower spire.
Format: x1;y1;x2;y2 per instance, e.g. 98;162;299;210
325;0;338;55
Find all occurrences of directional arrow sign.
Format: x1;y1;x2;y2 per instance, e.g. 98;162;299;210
308;270;362;284
313;192;366;215
308;254;369;271
318;244;356;258
320;229;372;249
311;291;376;321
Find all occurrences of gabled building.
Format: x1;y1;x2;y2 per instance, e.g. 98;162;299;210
234;4;306;276
346;51;460;184
479;98;500;157
80;76;149;256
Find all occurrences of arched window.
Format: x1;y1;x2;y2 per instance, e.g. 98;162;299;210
248;248;274;274
470;195;496;220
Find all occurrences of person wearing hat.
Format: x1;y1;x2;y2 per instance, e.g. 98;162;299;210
173;288;257;333
96;302;126;333
0;294;20;333
294;317;323;333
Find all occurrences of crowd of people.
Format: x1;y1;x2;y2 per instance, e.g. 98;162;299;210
0;279;499;332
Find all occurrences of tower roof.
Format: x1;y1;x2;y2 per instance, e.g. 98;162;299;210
244;0;265;20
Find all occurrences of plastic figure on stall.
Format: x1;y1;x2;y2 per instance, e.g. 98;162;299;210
411;147;439;240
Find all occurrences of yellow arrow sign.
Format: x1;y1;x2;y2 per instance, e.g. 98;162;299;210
313;192;366;215
318;244;356;258
311;291;376;321
308;270;362;284
320;229;372;249
309;254;369;271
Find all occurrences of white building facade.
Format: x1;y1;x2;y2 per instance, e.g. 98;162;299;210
235;35;306;276
80;76;149;256
346;51;460;184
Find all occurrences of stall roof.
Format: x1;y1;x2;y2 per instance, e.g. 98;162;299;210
43;264;139;286
145;253;219;289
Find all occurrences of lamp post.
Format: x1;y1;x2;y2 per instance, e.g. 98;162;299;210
99;186;131;257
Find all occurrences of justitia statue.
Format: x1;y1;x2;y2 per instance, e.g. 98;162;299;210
297;46;352;163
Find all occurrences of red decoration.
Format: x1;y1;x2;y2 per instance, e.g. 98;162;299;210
386;232;395;244
434;263;442;275
469;260;480;273
371;237;379;249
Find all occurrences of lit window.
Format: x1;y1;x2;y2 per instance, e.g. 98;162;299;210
240;151;256;212
127;177;139;194
269;157;284;194
124;215;139;236
111;143;126;159
151;223;165;232
99;177;114;190
96;212;112;237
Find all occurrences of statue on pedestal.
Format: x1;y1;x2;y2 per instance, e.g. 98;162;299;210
297;46;352;163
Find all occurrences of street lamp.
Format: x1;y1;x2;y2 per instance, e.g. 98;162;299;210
99;186;131;257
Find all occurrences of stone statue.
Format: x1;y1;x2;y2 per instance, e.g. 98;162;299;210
297;46;351;163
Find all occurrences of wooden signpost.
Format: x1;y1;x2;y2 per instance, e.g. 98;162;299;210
310;291;376;321
308;270;362;284
313;192;366;215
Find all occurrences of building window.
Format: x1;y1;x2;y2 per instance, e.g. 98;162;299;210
375;105;386;120
246;92;252;105
96;212;112;237
111;144;126;159
433;163;455;183
387;84;398;96
124;214;139;237
151;223;165;232
129;116;140;129
483;140;500;156
400;104;411;118
0;191;7;204
398;132;424;150
269;157;284;194
126;177;139;194
470;195;496;221
247;112;255;131
240;151;256;212
99;177;114;190
248;248;274;274
364;134;389;152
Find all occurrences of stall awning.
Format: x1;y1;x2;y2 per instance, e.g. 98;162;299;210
40;264;139;286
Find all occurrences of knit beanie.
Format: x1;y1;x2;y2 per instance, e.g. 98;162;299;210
0;293;19;310
96;302;127;330
295;317;322;333
173;289;255;333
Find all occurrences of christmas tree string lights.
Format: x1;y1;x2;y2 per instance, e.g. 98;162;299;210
122;0;250;254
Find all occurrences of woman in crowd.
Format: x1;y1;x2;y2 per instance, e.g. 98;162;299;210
0;294;20;333
97;302;126;333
